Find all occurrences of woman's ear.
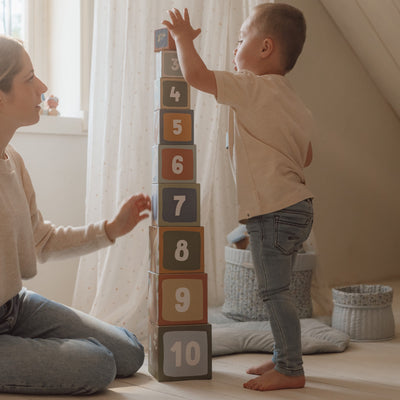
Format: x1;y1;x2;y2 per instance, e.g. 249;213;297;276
261;37;274;58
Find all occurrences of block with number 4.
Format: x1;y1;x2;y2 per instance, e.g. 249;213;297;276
152;183;200;227
149;226;204;274
156;50;182;78
148;323;212;382
154;109;194;145
152;145;196;183
154;78;190;109
148;272;208;326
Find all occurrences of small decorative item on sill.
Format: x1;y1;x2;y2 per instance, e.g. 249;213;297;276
46;95;60;116
332;284;395;341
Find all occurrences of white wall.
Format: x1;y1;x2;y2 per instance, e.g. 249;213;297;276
12;117;87;306
284;0;400;286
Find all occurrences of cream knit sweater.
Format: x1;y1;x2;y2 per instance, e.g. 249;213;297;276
0;145;112;306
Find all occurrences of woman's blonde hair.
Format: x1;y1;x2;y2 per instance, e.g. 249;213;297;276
0;35;24;93
252;3;306;72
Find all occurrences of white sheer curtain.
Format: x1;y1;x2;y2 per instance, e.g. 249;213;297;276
72;0;263;344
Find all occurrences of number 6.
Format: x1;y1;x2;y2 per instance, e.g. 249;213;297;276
172;155;183;174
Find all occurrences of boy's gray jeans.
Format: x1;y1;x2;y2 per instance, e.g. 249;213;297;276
0;288;144;395
246;198;313;377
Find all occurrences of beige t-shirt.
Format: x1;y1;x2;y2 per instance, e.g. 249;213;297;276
214;70;314;223
0;145;113;306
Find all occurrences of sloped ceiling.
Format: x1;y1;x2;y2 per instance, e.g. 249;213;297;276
321;0;400;119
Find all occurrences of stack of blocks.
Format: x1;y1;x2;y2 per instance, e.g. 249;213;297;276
148;28;212;382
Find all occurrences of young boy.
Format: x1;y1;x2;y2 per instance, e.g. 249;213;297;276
163;3;314;391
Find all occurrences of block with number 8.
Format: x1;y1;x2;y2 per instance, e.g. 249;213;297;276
149;226;204;274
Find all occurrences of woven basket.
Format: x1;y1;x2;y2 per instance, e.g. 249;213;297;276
332;284;395;341
222;246;315;321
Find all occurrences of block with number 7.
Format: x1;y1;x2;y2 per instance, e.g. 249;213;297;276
152;183;200;227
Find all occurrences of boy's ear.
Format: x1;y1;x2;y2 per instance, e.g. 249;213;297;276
261;37;274;58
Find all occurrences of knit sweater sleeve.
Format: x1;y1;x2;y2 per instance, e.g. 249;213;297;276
15;149;113;263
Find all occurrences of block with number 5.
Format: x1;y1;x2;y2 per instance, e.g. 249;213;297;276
152;183;200;226
154;109;194;145
149;226;204;274
154;78;190;109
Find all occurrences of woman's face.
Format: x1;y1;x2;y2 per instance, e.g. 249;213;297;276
1;49;47;128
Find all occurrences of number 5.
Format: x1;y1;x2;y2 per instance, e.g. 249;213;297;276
173;119;182;136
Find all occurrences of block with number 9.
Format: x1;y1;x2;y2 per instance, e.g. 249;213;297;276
148;272;208;325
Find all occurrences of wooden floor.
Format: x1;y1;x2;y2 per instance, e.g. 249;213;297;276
1;338;399;400
1;279;399;399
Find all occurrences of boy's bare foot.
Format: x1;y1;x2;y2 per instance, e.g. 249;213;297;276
246;360;275;375
243;369;305;391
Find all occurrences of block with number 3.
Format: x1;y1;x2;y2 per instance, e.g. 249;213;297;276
156;50;182;78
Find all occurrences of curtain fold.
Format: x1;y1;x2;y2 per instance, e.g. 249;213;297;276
73;0;264;344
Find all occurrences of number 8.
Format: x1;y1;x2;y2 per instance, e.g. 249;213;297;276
175;239;189;261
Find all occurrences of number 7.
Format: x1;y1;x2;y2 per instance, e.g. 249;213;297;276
173;195;186;216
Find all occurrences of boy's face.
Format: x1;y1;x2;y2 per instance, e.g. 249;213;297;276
234;14;265;74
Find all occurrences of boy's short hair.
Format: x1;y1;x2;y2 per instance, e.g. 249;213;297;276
252;3;306;72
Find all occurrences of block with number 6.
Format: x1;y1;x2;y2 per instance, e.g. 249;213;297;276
152;144;196;183
148;323;212;381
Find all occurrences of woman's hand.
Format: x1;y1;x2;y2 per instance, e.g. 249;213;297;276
105;193;151;241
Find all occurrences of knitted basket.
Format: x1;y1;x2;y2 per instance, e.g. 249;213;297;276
222;246;315;321
332;284;395;341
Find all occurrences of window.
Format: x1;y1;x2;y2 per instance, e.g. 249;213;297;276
0;0;24;38
2;0;93;124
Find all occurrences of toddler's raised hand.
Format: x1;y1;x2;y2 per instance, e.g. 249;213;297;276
162;8;201;42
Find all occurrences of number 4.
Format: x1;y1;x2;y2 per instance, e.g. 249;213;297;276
170;86;181;102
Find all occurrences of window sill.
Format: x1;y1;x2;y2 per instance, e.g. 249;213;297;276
16;115;87;136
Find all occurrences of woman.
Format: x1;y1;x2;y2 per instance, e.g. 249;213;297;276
0;35;151;395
